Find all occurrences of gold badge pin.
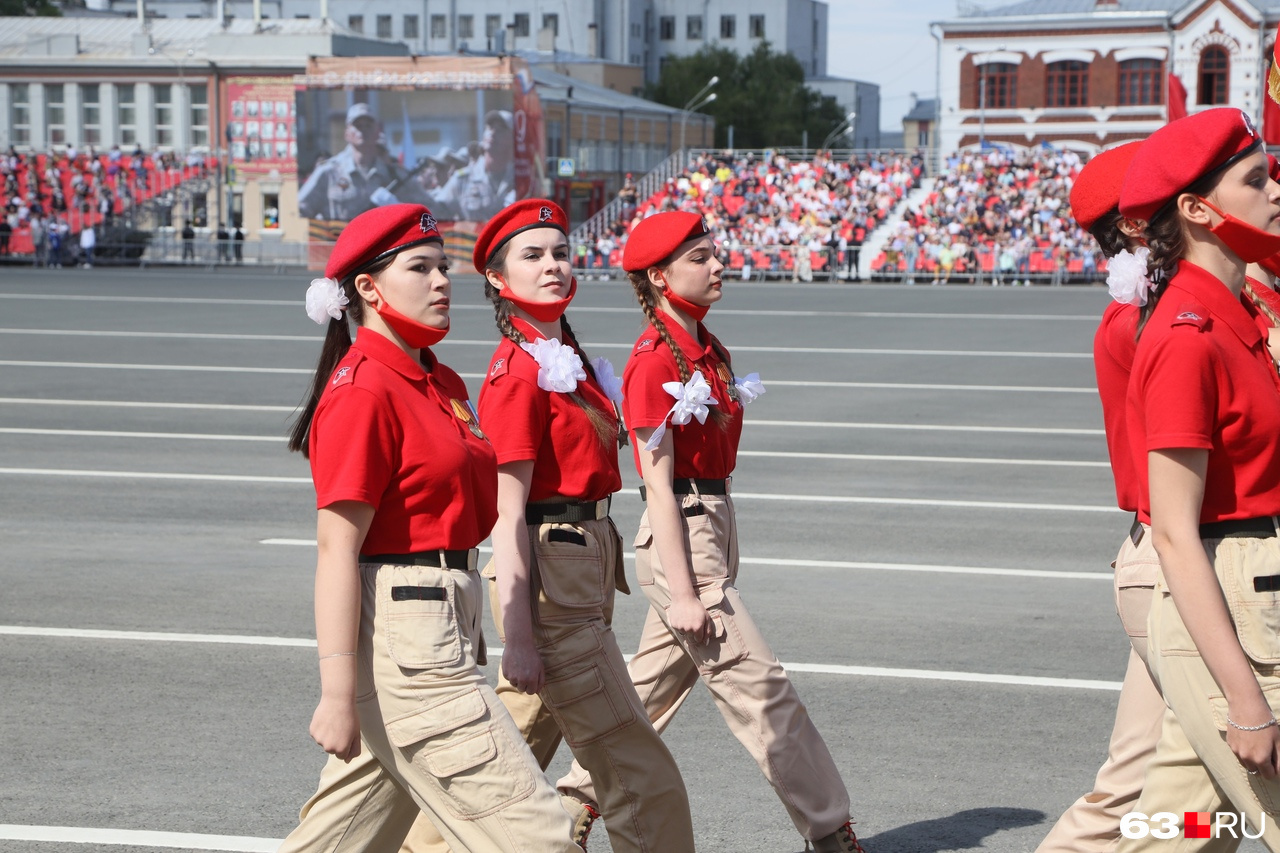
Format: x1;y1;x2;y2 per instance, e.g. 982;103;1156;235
451;398;487;440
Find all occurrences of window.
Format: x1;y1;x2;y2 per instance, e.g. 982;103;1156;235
749;14;765;38
542;13;558;35
347;14;362;33
81;83;101;145
431;14;446;38
513;13;530;37
659;16;675;40
116;83;136;145
916;121;930;147
631;23;640;38
1117;58;1163;106
404;14;419;39
153;83;173;146
376;14;391;38
10;83;30;145
458;14;473;39
976;62;1017;109
687;15;703;40
262;191;279;228
1198;46;1229;105
1045;60;1088;107
486;14;501;37
720;15;735;39
189;84;208;146
43;83;65;146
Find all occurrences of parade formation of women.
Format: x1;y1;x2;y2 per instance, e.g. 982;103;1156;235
275;104;1280;852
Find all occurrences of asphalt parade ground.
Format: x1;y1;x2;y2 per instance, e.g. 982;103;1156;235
1;266;1262;853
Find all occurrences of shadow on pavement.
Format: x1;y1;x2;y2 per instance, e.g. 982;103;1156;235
854;806;1047;852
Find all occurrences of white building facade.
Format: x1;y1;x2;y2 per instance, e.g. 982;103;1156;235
934;0;1280;157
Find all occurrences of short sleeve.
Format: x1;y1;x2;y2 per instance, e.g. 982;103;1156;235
1139;332;1217;452
478;373;548;465
310;386;398;509
622;352;681;429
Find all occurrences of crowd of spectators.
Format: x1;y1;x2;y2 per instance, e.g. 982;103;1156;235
1;143;214;265
872;146;1103;284
577;149;926;280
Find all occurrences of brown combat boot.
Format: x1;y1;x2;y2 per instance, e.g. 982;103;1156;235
567;800;600;851
808;820;868;853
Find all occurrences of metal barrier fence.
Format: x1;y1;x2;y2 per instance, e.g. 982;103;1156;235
571;244;851;282
8;234;317;270
870;243;1108;286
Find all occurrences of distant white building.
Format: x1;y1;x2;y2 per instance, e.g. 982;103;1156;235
933;0;1280;156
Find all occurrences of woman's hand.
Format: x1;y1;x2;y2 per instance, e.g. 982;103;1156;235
1226;702;1280;779
501;636;546;695
667;596;714;644
310;694;361;762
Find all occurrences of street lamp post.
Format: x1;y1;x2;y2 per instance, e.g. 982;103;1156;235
679;75;718;154
821;111;857;150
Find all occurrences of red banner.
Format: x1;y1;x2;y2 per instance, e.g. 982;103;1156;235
1167;73;1188;123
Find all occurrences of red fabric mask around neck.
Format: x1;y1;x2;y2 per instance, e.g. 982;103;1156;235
1198;196;1280;264
660;283;710;321
372;285;448;349
499;276;577;323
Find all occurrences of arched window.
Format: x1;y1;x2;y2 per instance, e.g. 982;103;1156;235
976;62;1017;109
1046;60;1089;107
1198;46;1230;105
1117;58;1163;106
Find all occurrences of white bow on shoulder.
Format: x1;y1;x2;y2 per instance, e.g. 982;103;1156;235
644;370;718;451
590;356;624;404
520;338;586;393
733;372;766;404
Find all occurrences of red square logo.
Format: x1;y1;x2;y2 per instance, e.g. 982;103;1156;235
1185;812;1211;839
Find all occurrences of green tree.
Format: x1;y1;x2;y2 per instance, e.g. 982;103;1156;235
0;0;62;14
647;42;845;149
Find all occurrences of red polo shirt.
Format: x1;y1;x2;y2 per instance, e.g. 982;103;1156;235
309;326;498;553
1093;301;1140;512
622;310;744;479
477;321;622;503
1127;261;1280;523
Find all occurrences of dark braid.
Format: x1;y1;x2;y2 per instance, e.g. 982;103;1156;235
560;314;627;447
483;253;616;448
1136;206;1187;341
628;270;731;428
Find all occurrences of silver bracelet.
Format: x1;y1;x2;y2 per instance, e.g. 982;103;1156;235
318;651;356;660
1227;716;1278;732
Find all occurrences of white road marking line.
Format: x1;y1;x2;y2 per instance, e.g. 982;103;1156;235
0;626;1120;691
0;360;484;380
0;467;1111;510
0;428;282;441
263;539;1113;579
737;450;1109;468
0;397;296;412
761;380;1093;392
0;327;319;341
0;294;1100;320
749;419;1105;436
0;824;278;851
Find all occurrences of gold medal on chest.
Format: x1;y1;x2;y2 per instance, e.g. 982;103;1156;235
716;363;739;402
450;398;487;440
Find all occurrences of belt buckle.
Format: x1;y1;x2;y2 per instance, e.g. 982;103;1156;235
466;549;478;572
595;498;609;520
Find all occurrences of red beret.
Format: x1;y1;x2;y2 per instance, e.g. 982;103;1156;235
1070;141;1141;231
472;198;568;273
1119;108;1262;222
622;211;710;272
324;203;443;281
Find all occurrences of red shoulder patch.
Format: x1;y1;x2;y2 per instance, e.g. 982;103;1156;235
487;355;510;383
329;352;364;387
1171;303;1209;331
632;336;659;356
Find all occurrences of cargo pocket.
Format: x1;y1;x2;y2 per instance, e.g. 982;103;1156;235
633;525;655;587
387;687;535;821
1153;572;1198;657
534;524;607;612
1208;687;1280;816
377;564;462;670
540;623;637;747
1215;538;1280;665
686;587;748;675
684;509;728;583
1115;565;1158;642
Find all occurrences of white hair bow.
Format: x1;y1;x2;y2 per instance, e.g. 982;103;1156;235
305;277;347;325
520;338;587;393
1105;247;1155;306
644;370;718;451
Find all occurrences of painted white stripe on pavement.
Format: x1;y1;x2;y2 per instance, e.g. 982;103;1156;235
0;428;281;441
0;824;278;851
737;450;1109;468
0;327;318;342
262;539;1113;579
748;419;1105;436
763;380;1094;393
0;397;296;412
0;361;484;380
0;467;310;483
0;626;1120;691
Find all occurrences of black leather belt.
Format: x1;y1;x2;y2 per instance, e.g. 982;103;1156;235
361;549;475;570
1129;514;1145;547
1200;517;1279;539
639;478;728;501
525;497;611;525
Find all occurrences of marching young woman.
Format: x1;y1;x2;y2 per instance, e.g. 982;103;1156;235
1037;141;1169;852
1114;108;1280;849
278;203;579;853
555;211;868;853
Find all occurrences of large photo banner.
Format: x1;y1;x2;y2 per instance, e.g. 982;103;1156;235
224;76;298;175
295;56;546;263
